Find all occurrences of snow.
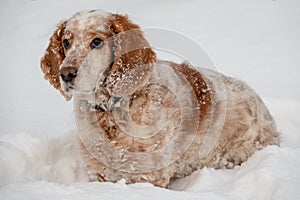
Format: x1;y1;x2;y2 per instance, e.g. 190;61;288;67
0;0;300;199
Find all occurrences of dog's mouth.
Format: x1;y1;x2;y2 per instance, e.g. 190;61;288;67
63;83;94;93
69;82;123;112
62;81;98;97
61;74;122;112
65;85;74;92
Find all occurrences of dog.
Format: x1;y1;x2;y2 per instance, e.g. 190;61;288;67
40;10;279;188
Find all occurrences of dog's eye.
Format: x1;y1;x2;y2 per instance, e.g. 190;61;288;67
63;39;70;49
91;38;103;49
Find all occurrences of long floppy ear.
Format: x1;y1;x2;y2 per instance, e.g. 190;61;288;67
106;14;157;97
40;21;72;100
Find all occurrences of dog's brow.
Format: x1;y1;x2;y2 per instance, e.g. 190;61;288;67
86;31;111;40
63;30;73;39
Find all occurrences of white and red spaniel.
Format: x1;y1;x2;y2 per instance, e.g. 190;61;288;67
40;10;279;188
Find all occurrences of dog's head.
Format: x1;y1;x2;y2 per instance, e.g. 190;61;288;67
41;10;156;102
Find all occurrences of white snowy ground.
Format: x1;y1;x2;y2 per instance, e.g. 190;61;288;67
0;0;300;199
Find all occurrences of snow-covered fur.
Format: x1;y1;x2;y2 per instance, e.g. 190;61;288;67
40;10;279;188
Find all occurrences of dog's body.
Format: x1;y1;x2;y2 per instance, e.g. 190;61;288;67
41;10;279;188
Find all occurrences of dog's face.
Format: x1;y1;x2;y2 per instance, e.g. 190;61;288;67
59;10;114;96
41;10;156;104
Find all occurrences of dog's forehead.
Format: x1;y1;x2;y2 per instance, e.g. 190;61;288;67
66;10;112;32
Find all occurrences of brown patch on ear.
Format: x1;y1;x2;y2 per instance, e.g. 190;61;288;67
40;21;72;100
107;14;157;97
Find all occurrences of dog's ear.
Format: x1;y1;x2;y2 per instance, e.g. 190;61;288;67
40;21;72;100
107;14;157;97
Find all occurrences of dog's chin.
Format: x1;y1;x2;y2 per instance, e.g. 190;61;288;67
61;82;75;96
61;79;121;112
62;82;97;97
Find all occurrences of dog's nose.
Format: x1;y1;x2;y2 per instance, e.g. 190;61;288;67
60;66;78;83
